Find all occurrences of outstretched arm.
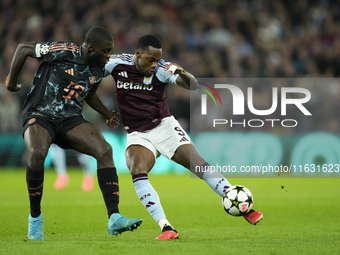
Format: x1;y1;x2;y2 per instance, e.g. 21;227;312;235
85;92;120;128
6;42;35;92
164;63;198;90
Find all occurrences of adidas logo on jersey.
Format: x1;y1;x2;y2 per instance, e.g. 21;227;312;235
65;68;74;76
118;71;128;78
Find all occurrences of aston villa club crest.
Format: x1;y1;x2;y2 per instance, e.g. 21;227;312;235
143;74;153;85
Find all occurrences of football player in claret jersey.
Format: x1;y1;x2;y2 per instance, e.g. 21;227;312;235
6;26;142;240
105;34;263;239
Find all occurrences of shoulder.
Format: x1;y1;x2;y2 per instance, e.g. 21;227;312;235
49;42;80;52
155;59;179;84
105;54;133;75
41;42;79;53
35;41;80;59
158;59;169;69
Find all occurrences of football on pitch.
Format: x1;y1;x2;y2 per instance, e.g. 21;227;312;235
222;185;253;216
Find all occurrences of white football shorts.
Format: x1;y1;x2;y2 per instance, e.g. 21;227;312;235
125;116;191;160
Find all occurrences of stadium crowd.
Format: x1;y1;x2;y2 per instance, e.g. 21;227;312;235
1;0;340;134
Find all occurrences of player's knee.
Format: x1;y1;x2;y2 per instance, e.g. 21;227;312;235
95;142;113;161
27;146;48;167
126;158;152;176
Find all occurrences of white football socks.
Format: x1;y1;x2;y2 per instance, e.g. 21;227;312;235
133;174;169;229
200;163;232;196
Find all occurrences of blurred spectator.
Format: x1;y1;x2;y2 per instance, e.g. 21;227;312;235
1;0;340;135
0;86;21;133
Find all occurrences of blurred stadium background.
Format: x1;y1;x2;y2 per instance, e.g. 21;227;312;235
1;0;340;175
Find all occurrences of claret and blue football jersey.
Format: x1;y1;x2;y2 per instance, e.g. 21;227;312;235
105;54;179;133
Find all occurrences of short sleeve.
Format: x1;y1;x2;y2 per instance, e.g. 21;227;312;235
34;42;78;63
155;59;179;85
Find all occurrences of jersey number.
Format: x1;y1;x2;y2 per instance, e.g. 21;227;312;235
174;127;189;142
63;82;85;101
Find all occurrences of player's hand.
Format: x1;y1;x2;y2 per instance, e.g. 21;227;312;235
164;63;185;75
5;74;22;92
106;110;120;128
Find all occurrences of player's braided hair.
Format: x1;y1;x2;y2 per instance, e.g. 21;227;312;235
136;34;162;51
84;26;113;46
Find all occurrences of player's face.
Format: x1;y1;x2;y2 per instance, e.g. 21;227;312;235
135;46;162;77
88;40;113;68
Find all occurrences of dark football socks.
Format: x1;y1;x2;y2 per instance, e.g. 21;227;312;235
26;166;44;218
97;167;120;217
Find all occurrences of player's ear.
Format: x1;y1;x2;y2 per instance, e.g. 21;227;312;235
135;49;142;58
87;44;95;53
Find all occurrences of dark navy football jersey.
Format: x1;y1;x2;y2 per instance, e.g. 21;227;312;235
105;54;179;133
21;42;104;124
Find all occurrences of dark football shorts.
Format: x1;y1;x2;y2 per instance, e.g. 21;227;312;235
23;115;89;149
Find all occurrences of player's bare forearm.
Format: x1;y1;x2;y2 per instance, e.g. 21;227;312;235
177;70;198;90
85;93;112;119
165;63;198;90
6;42;35;92
85;93;120;128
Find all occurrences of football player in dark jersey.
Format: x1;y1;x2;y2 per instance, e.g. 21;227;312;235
6;26;142;240
105;34;263;239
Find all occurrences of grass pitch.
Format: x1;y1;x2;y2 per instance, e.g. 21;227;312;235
0;168;339;255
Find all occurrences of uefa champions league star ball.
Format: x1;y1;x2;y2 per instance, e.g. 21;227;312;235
222;185;253;216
